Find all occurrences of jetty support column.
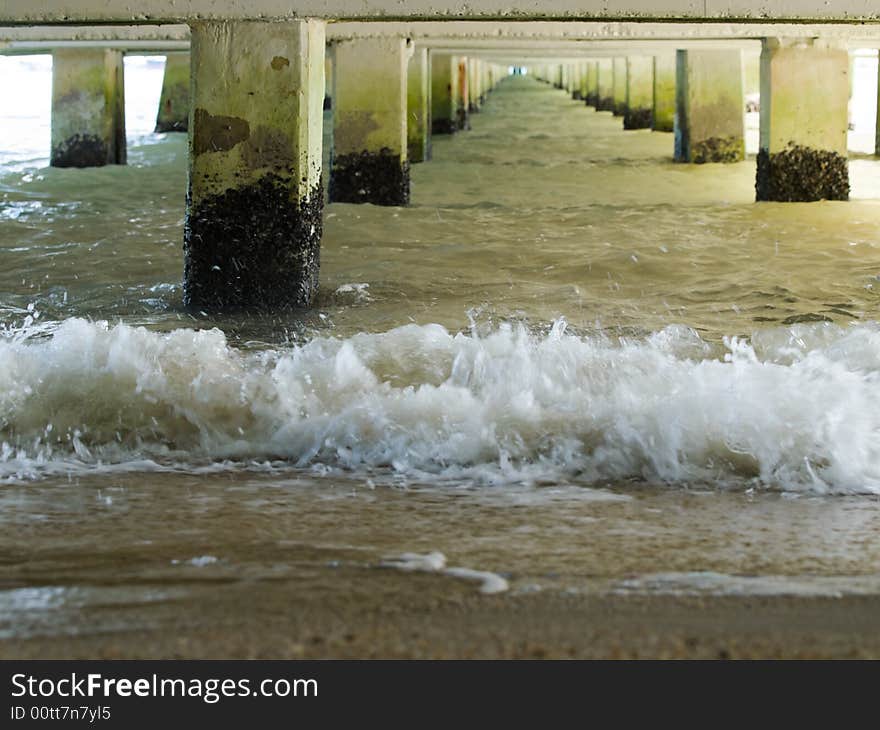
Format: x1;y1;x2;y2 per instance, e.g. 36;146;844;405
431;53;457;134
612;57;627;116
330;37;409;205
596;59;614;111
652;52;676;132
407;45;431;163
624;56;654;129
585;61;599;107
155;53;189;132
756;38;849;201
51;48;126;167
674;49;745;163
456;56;470;130
184;20;325;310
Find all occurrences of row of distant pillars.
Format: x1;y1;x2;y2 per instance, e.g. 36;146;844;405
49;48;189;167
534;39;850;201
39;23;858;310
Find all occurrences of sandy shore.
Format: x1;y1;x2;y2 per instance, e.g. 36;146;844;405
4;568;880;660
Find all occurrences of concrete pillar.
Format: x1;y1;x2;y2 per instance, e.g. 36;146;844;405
330;37;409;206
50;48;126;167
155;53;189;132
868;56;880;156
184;20;324;310
624;56;654;129
578;61;590;101
596;59;614;111
674;50;745;163
612;57;627;116
455;56;470;130
468;58;480;111
585;61;599;107
652;52;676;132
324;53;333;109
431;53;457;134
407;46;431;164
572;63;583;100
757;38;849;201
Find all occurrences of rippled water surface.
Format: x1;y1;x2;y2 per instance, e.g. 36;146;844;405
2;72;880;646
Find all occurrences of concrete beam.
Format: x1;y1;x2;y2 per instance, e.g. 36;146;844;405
6;21;880;54
4;2;880;24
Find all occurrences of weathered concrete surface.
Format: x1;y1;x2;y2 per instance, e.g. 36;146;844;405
578;61;589;100
674;49;745;163
407;46;431;163
184;20;325;310
612;57;627;116
455;55;470;129
652;51;675;131
5;1;880;23
624;55;653;129
596;58;614;111
431;52;458;134
155;52;188;132
6;22;880;55
51;48;126;167
756;37;849;201
330;37;409;206
467;56;481;110
584;60;599;106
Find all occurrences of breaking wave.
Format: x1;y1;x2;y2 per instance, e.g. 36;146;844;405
2;316;880;494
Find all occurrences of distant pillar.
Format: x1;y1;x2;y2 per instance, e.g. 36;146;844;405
756;38;849;201
612;58;627;116
624;56;653;129
51;49;126;167
596;59;614;111
572;63;584;100
674;50;745;163
155;53;189;132
408;46;431;163
585;61;599;107
184;20;324;310
468;58;480;111
431;53;457;134
456;56;470;130
876;63;880;156
324;53;333;109
330;37;409;206
652;52;676;132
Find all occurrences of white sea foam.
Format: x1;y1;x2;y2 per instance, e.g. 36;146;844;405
381;552;509;594
2;316;880;494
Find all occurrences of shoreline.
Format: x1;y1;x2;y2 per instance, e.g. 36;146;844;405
4;572;879;659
